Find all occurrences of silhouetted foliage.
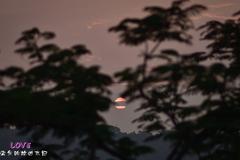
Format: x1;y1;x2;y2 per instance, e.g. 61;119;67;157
0;28;152;160
111;0;240;160
109;0;206;46
1;0;240;160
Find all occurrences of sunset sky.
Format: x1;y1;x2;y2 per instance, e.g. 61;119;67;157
0;0;239;132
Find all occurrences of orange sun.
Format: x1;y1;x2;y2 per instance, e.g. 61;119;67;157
114;97;126;102
115;106;126;110
114;97;126;110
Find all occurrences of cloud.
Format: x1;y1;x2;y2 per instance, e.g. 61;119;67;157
193;12;239;21
191;2;238;21
208;3;234;9
81;54;102;64
202;13;239;20
86;19;109;30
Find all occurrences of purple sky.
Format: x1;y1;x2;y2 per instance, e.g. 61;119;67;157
0;0;239;132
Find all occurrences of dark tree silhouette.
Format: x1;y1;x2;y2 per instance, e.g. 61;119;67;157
0;28;152;160
111;0;240;160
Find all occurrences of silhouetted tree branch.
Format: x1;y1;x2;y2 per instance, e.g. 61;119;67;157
111;0;240;159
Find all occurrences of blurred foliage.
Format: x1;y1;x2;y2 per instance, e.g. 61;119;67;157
1;0;240;160
111;0;240;159
0;28;152;160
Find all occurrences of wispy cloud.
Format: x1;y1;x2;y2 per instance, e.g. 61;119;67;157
86;19;109;30
193;13;239;21
191;2;239;21
82;54;102;63
203;13;239;20
208;3;234;9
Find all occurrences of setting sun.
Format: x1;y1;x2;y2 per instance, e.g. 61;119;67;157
115;106;126;110
114;97;126;110
114;97;126;102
